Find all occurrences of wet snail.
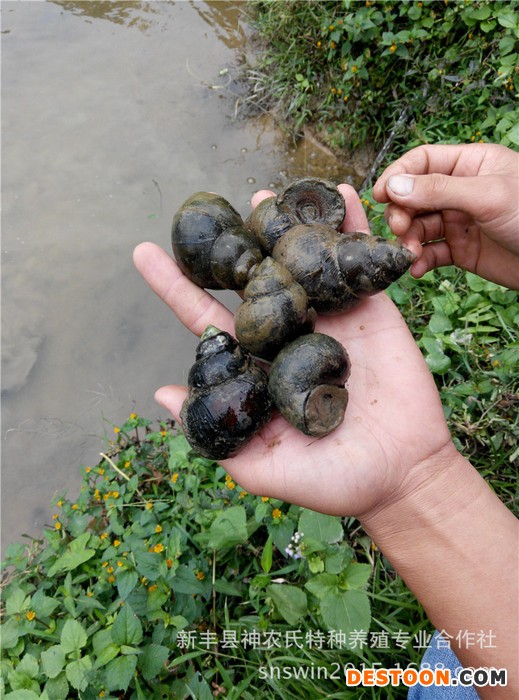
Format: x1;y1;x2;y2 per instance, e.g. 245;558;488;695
272;224;416;313
171;191;263;289
180;326;272;460
246;176;346;254
268;333;351;437
234;256;316;361
172;177;414;455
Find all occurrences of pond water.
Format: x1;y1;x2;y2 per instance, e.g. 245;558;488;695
1;0;359;553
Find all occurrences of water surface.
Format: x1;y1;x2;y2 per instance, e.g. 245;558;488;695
1;0;357;553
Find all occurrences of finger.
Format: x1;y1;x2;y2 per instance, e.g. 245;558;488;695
337;183;370;234
155;384;187;423
133;242;235;336
372;143;486;202
251;189;275;209
411;240;454;278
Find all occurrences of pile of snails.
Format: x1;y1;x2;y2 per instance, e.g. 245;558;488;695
172;178;415;460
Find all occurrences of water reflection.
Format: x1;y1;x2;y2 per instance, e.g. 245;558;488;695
50;0;161;30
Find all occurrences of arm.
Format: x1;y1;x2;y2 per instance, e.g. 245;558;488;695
134;181;518;697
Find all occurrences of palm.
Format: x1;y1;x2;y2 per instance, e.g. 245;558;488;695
134;184;450;517
227;293;449;516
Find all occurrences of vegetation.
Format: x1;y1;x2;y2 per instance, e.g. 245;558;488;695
2;1;518;697
246;0;519;160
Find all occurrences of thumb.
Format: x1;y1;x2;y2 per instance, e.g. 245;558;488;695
386;172;492;217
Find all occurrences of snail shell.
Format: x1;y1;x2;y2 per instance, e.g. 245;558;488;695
272;224;416;313
172;192;263;289
268;333;351;437
246;177;345;253
234;257;316;361
180;326;272;459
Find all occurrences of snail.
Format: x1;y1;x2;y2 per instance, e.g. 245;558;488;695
172;192;263;289
246;177;345;253
268;333;351;437
234;257;316;361
180;326;272;459
272;224;416;313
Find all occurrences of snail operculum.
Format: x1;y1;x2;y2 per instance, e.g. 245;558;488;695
272;224;416;313
268;333;351;437
180;326;272;460
172;192;263;290
246;177;345;254
234;257;316;361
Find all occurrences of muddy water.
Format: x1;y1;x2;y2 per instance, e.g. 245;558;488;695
1;0;358;553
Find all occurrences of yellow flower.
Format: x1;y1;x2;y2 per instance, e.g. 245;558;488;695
146;501;153;510
85;467;91;473
117;561;124;567
226;480;235;490
130;412;137;420
124;461;131;468
107;566;114;573
111;491;119;499
94;489;101;500
99;692;106;698
102;561;109;568
55;521;62;530
160;430;167;437
52;513;59;520
98;468;105;475
166;558;173;569
113;426;120;434
57;500;63;507
148;584;158;593
352;65;358;73
330;41;336;49
155;524;163;533
141;577;148;585
87;591;93;597
108;575;115;583
389;44;397;53
26;610;36;621
316;41;321;48
100;532;108;540
171;473;179;483
261;496;269;502
196;571;205;581
113;539;121;548
239;490;247;498
272;508;282;520
153;543;165;553
72;504;78;510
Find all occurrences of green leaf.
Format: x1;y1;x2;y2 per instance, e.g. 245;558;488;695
139;644;170;681
342;562;372;589
1;618;21;649
41;645;66;679
267;584;308;625
60;619;88;655
298;510;343;545
43;673;69;700
104;654;138;692
198;506;248;550
261;535;273;574
31;590;60;618
94;642;120;668
305;573;338;600
320;589;371;648
111;604;143;646
65;656;92;691
428;313;453;334
134;551;163;581
426;351;451;374
47;545;96;577
3;691;40;700
116;570;138;600
6;589;30;616
170;565;207;595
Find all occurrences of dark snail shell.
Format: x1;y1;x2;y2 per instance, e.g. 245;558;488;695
172;192;263;290
272;224;416;313
246;177;346;253
180;326;272;459
268;333;351;437
234;257;316;361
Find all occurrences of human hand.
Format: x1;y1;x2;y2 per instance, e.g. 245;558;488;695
133;185;453;519
372;143;519;289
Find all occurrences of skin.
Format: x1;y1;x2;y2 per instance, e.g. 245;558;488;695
133;155;518;697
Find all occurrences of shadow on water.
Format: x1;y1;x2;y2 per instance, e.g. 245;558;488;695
1;0;361;554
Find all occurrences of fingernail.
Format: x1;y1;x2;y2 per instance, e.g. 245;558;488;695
388;174;414;196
